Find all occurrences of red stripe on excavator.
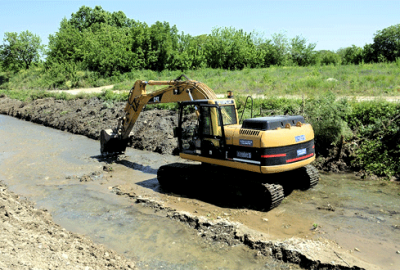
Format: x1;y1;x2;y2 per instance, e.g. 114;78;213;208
286;153;314;163
261;153;287;158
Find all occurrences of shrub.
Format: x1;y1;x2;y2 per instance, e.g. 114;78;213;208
304;92;352;154
348;101;400;177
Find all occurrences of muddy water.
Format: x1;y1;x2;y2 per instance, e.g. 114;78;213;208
0;115;296;270
290;172;400;268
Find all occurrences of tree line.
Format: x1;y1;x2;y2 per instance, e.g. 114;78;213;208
1;5;400;75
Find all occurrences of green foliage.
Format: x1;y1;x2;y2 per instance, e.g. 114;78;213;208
315;50;341;65
82;24;135;76
0;31;44;72
204;27;259;69
270;32;290;66
98;89;128;102
290;35;317;66
304;92;352;153
45;5;325;73
348;101;400;178
337;45;364;65
371;24;400;62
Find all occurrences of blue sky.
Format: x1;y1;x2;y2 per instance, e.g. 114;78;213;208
0;0;399;51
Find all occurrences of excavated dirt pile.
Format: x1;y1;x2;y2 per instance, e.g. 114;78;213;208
0;96;179;155
0;181;136;269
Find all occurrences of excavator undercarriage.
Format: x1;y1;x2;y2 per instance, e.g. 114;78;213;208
157;162;318;211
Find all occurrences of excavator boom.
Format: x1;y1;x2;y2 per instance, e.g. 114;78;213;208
100;74;217;155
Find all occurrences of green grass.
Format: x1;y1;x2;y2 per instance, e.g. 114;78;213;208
2;62;400;97
0;89;99;102
112;63;400;97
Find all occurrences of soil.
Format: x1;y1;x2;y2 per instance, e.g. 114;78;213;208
0;96;179;155
0;181;136;269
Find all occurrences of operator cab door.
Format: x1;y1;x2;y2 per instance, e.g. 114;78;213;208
179;103;226;159
198;105;226;159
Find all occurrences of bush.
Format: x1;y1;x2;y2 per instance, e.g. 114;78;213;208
348;101;400;177
304;92;352;154
316;50;341;66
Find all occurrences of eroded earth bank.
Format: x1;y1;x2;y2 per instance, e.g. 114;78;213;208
1;96;400;269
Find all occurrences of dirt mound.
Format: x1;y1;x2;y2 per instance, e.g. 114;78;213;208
0;181;136;269
0;96;179;155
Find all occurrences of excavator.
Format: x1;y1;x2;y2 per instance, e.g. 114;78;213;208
100;74;319;210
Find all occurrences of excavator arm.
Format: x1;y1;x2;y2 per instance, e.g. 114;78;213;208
100;74;217;155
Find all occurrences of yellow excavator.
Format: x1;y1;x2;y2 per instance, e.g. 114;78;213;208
100;74;319;210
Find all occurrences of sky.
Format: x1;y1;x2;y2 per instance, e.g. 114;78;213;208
0;0;399;51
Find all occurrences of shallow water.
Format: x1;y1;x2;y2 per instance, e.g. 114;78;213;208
0;115;296;270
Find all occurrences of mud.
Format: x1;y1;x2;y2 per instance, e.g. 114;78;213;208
0;181;136;270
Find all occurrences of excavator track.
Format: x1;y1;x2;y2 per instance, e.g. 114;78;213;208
157;163;192;190
297;164;319;190
157;163;286;211
260;183;285;211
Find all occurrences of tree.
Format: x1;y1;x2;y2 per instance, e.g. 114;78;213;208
204;27;258;69
271;32;290;66
0;30;43;71
290;35;317;66
337;45;363;64
371;24;400;62
82;24;134;75
363;43;375;63
47;18;84;65
148;21;179;71
316;50;341;65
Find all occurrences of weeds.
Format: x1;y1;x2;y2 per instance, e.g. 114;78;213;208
2;62;400;97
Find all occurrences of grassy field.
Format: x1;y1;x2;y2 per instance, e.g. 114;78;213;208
113;62;400;97
1;62;400;97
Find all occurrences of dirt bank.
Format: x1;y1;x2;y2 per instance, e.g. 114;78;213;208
0;96;179;155
0;181;136;269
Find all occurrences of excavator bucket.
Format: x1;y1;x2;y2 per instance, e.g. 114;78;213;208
100;129;128;155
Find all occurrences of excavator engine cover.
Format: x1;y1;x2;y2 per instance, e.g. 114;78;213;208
100;129;129;155
242;115;305;131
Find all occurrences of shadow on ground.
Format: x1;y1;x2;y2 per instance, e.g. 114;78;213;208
91;154;158;174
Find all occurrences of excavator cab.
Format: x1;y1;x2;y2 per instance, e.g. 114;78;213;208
176;99;238;159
